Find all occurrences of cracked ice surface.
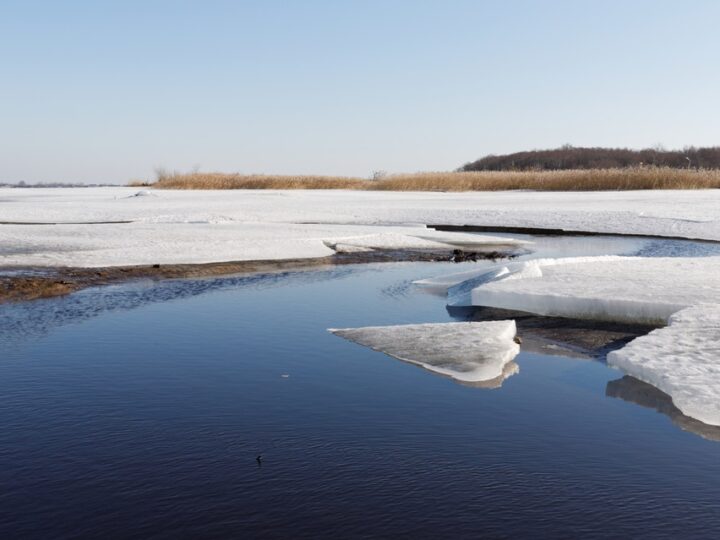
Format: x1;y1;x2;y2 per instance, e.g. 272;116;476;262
329;321;520;384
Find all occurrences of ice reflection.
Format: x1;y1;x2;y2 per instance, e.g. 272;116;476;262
606;376;720;442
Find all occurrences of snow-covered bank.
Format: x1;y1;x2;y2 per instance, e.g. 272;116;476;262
1;187;720;267
329;321;520;385
608;305;720;426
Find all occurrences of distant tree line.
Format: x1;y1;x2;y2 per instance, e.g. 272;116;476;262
460;146;720;171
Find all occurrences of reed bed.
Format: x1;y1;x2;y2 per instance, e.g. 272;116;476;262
151;172;366;190
149;167;720;191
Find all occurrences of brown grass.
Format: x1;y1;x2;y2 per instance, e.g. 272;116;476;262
148;167;720;191
152;172;367;190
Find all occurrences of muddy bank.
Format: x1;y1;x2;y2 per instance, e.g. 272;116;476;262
0;248;514;304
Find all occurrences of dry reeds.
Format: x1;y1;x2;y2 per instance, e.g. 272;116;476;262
152;171;366;190
148;167;720;191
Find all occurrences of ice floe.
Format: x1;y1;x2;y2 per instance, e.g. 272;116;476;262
607;305;720;426
467;256;720;324
329;321;520;385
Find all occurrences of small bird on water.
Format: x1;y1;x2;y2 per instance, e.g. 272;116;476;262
256;454;263;466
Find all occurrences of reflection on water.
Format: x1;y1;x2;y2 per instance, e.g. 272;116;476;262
0;266;363;343
457;361;519;389
606;376;720;442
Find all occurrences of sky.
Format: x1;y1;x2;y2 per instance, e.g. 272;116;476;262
1;0;719;184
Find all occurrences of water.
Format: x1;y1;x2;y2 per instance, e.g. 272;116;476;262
2;239;720;539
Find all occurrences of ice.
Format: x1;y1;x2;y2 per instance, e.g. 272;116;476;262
329;321;520;384
607;305;720;427
323;230;527;253
2;187;720;267
414;235;650;299
467;256;720;324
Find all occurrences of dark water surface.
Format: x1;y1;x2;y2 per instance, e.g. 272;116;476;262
2;258;720;539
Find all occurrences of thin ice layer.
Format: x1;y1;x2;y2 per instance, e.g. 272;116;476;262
607;305;720;427
329;321;520;384
469;256;720;324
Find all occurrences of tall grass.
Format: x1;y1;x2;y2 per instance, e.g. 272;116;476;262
148;167;720;191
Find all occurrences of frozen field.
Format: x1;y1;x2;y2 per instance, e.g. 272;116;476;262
1;187;720;267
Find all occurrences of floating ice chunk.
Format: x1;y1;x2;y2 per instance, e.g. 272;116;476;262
469;256;720;324
329;321;520;384
607;304;720;426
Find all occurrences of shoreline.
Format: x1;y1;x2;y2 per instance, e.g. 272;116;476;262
0;248;513;304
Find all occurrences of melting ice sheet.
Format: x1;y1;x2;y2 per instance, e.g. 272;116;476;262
329;321;520;385
607;305;720;427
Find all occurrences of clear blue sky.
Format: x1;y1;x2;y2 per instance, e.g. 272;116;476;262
2;0;719;183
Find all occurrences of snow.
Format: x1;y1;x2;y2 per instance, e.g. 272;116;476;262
1;186;720;267
329;321;520;385
0;221;526;268
607;305;720;426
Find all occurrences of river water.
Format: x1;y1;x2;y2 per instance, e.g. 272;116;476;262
2;235;720;538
